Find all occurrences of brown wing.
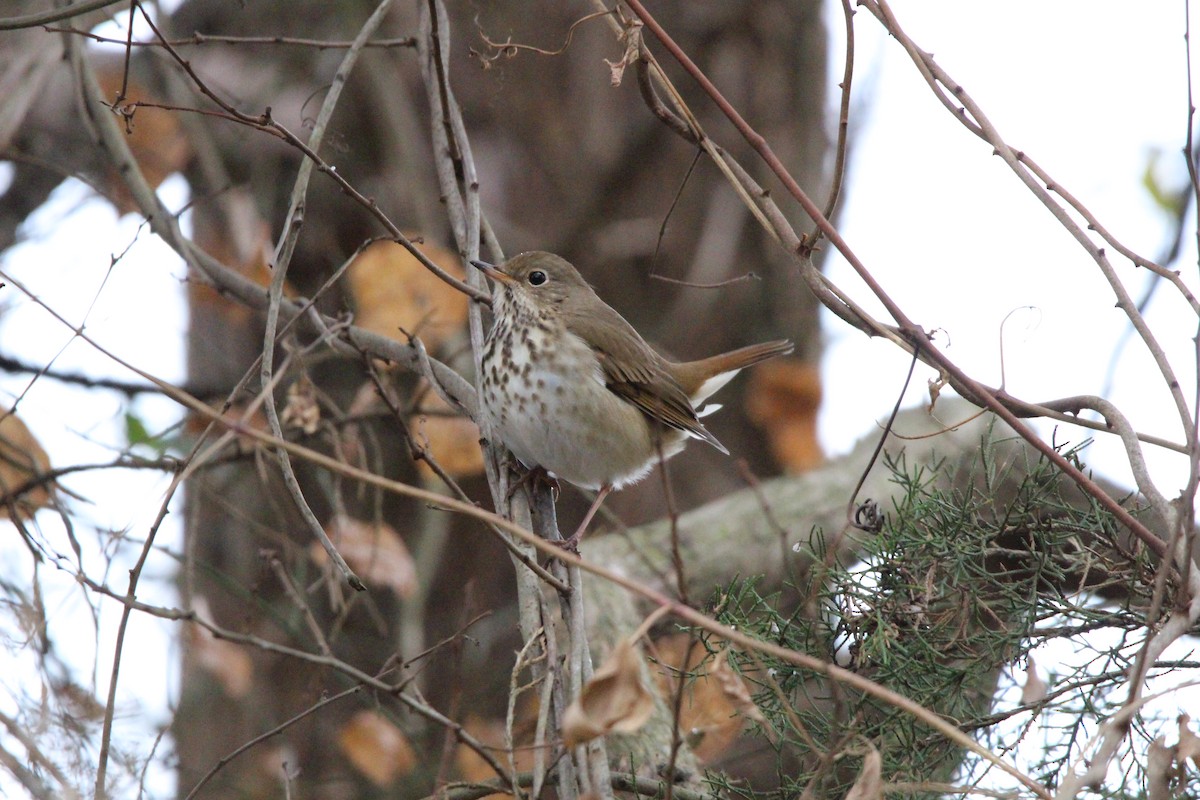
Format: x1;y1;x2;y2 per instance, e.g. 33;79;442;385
565;302;728;454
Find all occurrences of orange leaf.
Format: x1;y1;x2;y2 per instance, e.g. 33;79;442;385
455;714;534;797
347;239;468;352
562;637;654;748
0;410;52;519
651;634;742;762
410;385;484;479
94;68;191;214
316;515;417;598
338;710;416;787
745;359;823;473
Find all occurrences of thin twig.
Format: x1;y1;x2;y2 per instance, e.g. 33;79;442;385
814;0;856;229
114;1;134;105
841;346;920;533
268;554;334;656
253;0;396;591
0;352;220;396
662;634;698;800
648;146;702;272
45;26;417;49
0;0;122;30
655;439;687;605
471;8;614;67
507;628;546;800
649;272;759;289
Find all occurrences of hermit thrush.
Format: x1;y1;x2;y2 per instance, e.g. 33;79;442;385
472;251;793;545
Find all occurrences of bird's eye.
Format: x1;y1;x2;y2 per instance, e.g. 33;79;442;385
528;270;547;286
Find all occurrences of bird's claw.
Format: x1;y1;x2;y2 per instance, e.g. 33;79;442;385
505;465;558;503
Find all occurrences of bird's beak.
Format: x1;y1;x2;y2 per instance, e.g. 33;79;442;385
470;259;515;285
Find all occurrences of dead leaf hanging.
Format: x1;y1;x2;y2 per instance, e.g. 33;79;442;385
562;636;654;747
316;515;417;598
709;646;766;725
347;239;468;352
1019;655;1048;705
338;709;417;787
843;742;882;800
0;409;53;519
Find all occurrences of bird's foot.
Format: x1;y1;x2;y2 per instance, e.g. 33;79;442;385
551;534;581;555
505;464;558;504
550;485;613;555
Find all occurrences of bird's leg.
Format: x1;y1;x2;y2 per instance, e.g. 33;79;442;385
560;484;613;552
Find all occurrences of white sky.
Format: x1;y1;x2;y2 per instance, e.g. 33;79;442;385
0;0;1197;796
823;1;1197;495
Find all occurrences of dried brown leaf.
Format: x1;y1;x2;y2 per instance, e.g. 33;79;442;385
1147;735;1177;800
928;375;945;407
1178;713;1200;767
710;647;765;724
281;376;320;435
347;239;468;352
338;709;416;787
650;633;741;763
603;20;642;87
0;409;51;519
1020;655;1047;705
843;743;883;800
563;636;654;747
317;515;417;598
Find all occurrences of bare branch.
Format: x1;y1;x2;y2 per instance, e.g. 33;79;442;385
0;0;123;30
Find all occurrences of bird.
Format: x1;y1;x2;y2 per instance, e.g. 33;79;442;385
472;251;793;547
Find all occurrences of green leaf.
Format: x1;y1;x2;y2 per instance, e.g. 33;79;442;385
1141;149;1188;218
124;410;182;456
124;411;155;448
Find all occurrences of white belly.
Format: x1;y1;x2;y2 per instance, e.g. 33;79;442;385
481;327;685;490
